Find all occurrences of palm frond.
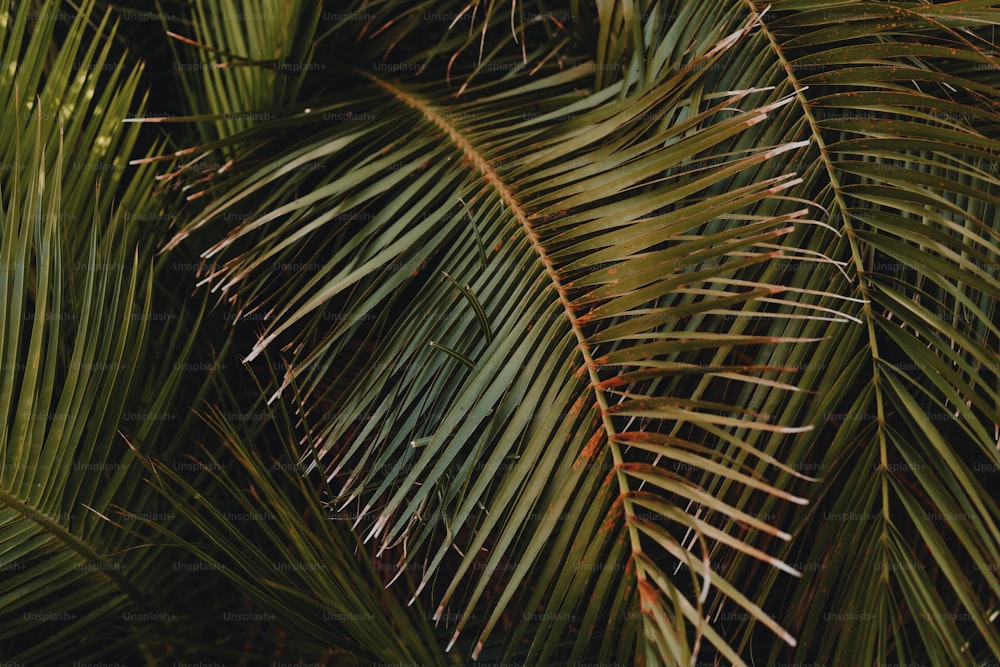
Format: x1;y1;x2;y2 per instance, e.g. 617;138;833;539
663;1;1000;664
0;0;208;660
152;7;862;664
136;0;1000;664
132;356;463;665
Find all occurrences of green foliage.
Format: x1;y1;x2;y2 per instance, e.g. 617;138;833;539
0;0;168;661
2;0;1000;665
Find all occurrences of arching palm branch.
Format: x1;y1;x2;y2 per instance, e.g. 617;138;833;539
135;1;1000;665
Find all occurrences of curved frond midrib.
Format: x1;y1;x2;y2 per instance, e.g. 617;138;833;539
735;3;1000;662
739;0;892;509
361;69;645;584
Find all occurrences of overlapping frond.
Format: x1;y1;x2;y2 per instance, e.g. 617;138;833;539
167;0;321;137
150;7;866;662
655;1;1000;663
133;364;461;665
137;0;1000;664
0;0;203;661
0;85;149;667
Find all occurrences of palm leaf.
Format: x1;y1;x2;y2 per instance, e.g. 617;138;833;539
151;6;857;664
144;0;1000;664
132;359;463;665
651;1;1000;664
0;0;212;660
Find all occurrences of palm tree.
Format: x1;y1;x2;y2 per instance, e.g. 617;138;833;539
3;0;1000;664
